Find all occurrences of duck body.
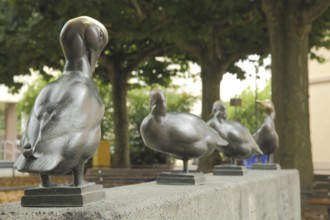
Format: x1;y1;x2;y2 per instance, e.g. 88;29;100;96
14;16;108;186
15;71;104;175
207;101;262;163
140;90;228;172
253;100;279;161
253;117;278;156
141;112;225;160
208;119;258;160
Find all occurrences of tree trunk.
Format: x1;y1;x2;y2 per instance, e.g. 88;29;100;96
111;71;131;168
200;59;224;120
198;58;224;172
262;0;313;191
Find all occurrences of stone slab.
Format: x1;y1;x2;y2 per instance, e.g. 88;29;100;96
21;183;105;207
156;172;205;185
0;170;300;220
251;163;281;170
213;164;247;176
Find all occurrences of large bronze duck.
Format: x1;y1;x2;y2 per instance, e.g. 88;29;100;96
253;100;279;163
207;101;263;165
140;90;228;173
14;16;109;187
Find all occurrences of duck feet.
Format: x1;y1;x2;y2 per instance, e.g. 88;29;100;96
268;154;273;164
71;163;91;187
40;174;57;187
230;157;237;165
182;158;189;173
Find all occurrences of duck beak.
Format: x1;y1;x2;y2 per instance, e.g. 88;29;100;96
89;50;99;73
256;100;268;109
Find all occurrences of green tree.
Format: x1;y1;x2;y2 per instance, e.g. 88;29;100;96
261;0;330;191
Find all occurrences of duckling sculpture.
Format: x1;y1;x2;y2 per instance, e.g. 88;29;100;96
14;16;109;187
252;100;280;169
140;90;228;184
208;101;263;163
207;101;263;175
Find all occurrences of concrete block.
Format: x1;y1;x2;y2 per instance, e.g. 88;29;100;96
0;169;300;220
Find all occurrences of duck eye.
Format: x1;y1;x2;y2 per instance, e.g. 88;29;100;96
99;29;104;41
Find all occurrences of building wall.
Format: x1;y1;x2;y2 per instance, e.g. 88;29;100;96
309;48;330;174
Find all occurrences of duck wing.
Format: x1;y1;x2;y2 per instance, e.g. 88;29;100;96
16;75;104;173
166;113;228;146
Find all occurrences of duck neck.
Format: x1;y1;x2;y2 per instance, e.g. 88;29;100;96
215;111;225;123
265;111;275;123
264;113;276;129
63;57;92;77
151;103;166;118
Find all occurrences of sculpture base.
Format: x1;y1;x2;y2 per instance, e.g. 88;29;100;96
156;172;205;185
251;163;281;170
21;183;105;207
213;164;247;176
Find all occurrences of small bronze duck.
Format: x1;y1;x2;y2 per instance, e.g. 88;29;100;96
253;100;279;163
207;101;263;165
14;16;108;187
140;90;228;173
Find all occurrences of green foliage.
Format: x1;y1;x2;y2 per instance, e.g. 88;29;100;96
226;79;271;133
309;7;330;62
16;74;48;115
94;76;114;141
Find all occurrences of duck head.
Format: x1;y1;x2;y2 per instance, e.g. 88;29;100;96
150;90;167;116
60;16;109;74
212;101;227;121
256;100;275;117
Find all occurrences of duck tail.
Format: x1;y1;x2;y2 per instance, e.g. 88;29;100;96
255;144;263;155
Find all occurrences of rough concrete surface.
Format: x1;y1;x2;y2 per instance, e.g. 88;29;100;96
0;169;300;220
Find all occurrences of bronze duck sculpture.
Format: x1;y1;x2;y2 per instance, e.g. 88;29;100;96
253;100;279;163
207;101;263;165
14;16;109;187
140;90;228;173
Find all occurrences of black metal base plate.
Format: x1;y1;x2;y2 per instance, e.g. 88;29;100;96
156;172;205;185
251;163;281;170
21;183;105;207
213;165;247;176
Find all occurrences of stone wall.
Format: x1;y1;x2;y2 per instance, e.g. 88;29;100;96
0;169;300;220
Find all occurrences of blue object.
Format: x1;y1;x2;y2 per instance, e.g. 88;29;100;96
243;155;268;168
